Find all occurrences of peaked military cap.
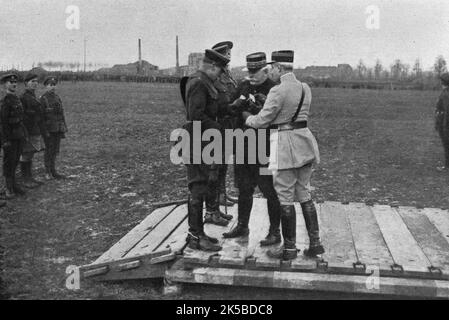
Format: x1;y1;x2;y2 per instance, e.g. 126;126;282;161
243;52;267;73
0;73;19;83
440;73;449;86
24;73;38;83
268;50;294;64
212;41;233;55
43;76;58;86
204;49;230;69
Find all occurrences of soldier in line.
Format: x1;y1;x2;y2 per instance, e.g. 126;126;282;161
223;52;282;247
40;76;68;180
181;49;231;251
0;73;27;199
244;51;324;260
19;73;48;188
435;73;449;171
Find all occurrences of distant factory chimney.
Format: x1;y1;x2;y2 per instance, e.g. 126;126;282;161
176;35;180;76
138;38;142;74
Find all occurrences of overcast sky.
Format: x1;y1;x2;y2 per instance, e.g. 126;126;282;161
1;0;448;70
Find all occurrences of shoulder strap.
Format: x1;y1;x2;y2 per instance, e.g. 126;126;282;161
291;83;305;123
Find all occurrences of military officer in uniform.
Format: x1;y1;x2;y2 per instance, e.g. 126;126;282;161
222;52;282;246
244;51;324;260
1;73;27;198
20;73;48;188
435;73;449;171
181;49;231;251
199;41;237;227
40;76;68;180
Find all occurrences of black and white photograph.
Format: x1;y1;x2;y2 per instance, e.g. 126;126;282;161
1;0;449;303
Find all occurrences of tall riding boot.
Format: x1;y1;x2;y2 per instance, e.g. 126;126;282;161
29;161;43;185
267;205;298;260
204;189;230;226
20;162;38;189
4;177;15;199
12;174;26;195
187;195;221;251
301;200;325;257
223;190;252;238
260;196;282;246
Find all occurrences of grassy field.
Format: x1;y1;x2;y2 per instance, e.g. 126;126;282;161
0;81;446;299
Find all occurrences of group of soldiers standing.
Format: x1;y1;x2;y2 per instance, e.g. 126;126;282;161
180;42;324;261
0;73;68;207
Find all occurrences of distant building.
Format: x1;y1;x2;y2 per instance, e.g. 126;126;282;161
97;60;158;75
295;64;353;80
188;52;204;74
160;65;189;77
336;64;353;79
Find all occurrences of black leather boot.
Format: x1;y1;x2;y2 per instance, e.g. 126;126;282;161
267;205;298;260
222;223;249;238
301;200;325;257
260;229;281;246
4;178;15;199
21;162;38;189
186;233;222;252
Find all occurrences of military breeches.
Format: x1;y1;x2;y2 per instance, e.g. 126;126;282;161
2;139;23;178
273;163;313;205
44;133;62;173
235;164;281;231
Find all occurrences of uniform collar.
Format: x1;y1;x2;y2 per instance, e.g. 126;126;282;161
280;72;297;83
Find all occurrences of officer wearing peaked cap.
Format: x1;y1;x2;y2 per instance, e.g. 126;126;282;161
40;76;68;180
201;41;238;227
20;73;48;188
1;73;28;198
244;50;324;260
180;48;232;252
435;72;449;170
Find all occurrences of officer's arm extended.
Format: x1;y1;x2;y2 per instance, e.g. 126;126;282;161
245;86;283;129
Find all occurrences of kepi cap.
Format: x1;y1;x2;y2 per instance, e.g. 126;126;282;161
268;50;294;64
242;52;268;73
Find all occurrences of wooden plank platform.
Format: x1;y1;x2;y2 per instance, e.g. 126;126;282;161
81;199;449;297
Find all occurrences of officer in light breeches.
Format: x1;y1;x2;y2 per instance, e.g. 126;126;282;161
244;51;325;260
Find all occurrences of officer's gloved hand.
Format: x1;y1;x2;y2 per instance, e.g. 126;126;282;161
254;93;267;106
247;99;262;114
228;97;246;114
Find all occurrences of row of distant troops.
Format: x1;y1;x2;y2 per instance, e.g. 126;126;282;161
179;41;325;260
0;73;67;207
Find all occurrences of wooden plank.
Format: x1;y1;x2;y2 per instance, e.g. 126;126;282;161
423;208;449;245
397;206;449;277
318;201;358;272
217;199;260;266
155;215;189;254
344;202;394;273
165;265;449;299
371;205;431;274
291;203;319;271
94;205;176;263
125;204;188;257
245;198;279;269
183;204;238;265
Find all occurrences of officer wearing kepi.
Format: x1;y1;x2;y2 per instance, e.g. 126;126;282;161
20;73;48;188
40;76;68;180
0;73;27;198
244;51;324;260
180;49;231;251
223;52;282;247
435;72;449;171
